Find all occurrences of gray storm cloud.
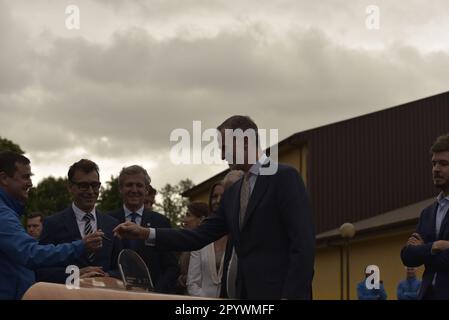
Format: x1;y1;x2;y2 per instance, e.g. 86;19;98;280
1;0;448;185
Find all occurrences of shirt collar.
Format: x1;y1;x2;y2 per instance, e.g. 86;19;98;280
437;192;449;206
0;186;25;216
72;203;96;222
247;153;269;177
123;205;144;218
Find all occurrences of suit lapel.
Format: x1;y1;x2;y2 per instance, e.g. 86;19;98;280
116;208;126;224
64;207;82;240
438;203;449;240
232;179;243;241
141;210;153;228
64;207;89;264
95;209;103;231
430;202;439;240
241;174;270;230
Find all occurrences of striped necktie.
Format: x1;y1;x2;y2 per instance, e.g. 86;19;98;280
83;213;95;235
239;172;251;229
83;213;95;262
228;172;252;298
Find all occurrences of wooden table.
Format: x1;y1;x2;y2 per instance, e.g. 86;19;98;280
22;278;216;300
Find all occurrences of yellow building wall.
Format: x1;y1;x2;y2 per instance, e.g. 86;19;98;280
278;144;307;184
313;230;424;300
279;148;301;172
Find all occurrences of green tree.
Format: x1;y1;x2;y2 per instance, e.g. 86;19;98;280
97;176;122;213
26;177;71;216
156;178;194;228
0;136;25;154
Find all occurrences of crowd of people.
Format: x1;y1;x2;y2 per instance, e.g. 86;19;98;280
2;115;449;300
0;115;315;300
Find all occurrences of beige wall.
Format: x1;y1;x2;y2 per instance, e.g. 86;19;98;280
313;230;424;300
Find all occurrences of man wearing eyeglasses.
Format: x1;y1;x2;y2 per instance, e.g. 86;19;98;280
36;159;122;283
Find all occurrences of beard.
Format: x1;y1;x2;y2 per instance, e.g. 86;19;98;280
434;177;449;190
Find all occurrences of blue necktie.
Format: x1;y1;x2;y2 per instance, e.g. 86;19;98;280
125;212;140;250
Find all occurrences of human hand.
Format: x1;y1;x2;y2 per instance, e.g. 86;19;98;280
113;222;150;240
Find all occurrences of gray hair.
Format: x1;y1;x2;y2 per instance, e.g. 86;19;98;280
118;165;151;187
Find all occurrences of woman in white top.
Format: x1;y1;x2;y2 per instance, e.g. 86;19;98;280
187;183;227;297
177;202;209;294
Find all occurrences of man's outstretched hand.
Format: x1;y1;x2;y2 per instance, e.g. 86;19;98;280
113;221;150;240
83;231;104;253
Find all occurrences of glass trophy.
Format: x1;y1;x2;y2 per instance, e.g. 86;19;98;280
118;249;154;291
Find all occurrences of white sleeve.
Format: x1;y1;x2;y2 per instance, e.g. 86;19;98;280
144;228;156;246
186;249;203;297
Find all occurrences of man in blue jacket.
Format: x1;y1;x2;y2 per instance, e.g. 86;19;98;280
0;152;104;299
397;267;421;300
401;133;449;299
356;270;387;300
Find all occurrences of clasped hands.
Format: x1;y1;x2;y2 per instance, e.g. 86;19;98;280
406;232;449;253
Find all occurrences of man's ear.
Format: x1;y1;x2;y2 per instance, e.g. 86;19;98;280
0;171;9;187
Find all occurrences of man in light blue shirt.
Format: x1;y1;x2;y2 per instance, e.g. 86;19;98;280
357;270;387;300
0;152;104;299
397;267;421;300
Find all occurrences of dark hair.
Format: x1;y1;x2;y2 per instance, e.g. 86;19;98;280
217;115;259;147
187;201;209;219
217;115;258;132
0;152;30;177
148;185;157;196
68;159;99;181
118;165;151;187
208;182;223;213
431;133;449;153
27;212;43;222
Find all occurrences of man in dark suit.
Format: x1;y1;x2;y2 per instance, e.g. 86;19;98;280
401;133;449;299
37;159;122;283
108;165;179;294
114;115;315;299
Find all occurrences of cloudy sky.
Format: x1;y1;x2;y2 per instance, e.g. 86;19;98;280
1;0;449;190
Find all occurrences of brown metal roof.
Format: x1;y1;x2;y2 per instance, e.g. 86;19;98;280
183;91;449;233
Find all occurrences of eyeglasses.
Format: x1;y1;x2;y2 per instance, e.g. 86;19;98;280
70;181;102;191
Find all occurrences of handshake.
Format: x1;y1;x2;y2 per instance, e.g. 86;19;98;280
406;232;449;253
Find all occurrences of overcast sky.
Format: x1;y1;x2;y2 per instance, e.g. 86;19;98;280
1;0;449;190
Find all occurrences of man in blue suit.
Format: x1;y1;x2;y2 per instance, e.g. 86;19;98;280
108;165;179;293
401;133;449;299
114;115;315;299
0;152;103;299
37;159;122;283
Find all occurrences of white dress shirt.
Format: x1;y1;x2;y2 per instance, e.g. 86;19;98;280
72;203;97;238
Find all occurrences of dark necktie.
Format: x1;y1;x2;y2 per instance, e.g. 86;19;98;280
125;212;140;250
239;172;251;229
83;213;95;262
228;172;252;298
130;212;138;223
